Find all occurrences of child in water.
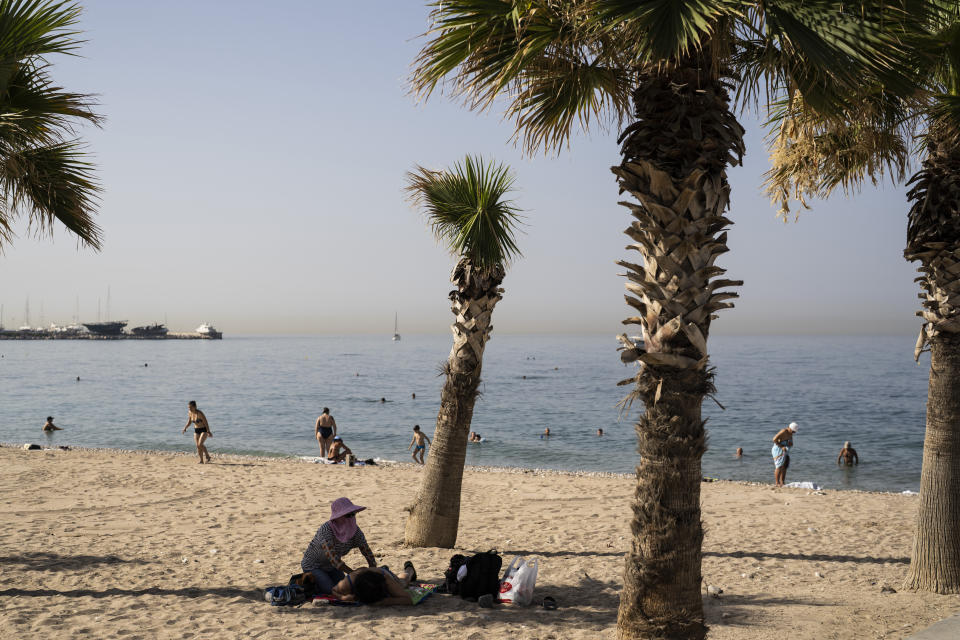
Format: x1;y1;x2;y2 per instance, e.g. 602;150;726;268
407;425;430;465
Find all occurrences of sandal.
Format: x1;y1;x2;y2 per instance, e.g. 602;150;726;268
403;561;417;582
542;596;558;610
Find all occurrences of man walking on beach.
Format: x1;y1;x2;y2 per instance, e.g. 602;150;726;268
771;422;798;487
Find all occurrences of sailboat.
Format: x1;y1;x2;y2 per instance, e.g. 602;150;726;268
392;312;401;341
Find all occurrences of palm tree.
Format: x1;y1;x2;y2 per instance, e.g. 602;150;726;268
764;2;960;594
403;155;523;548
409;2;913;636
0;0;101;251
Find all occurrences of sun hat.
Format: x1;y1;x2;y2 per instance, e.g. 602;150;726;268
788;422;799;432
330;497;366;520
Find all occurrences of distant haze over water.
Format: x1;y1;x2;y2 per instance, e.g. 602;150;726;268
0;334;926;492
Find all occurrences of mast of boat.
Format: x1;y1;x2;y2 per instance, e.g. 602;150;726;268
392;312;401;341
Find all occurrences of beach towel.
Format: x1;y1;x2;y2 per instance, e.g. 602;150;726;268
311;584;437;606
771;443;789;468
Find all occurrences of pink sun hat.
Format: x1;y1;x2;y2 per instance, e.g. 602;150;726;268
330;497;366;520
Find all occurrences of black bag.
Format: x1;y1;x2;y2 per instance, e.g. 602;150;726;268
443;554;469;595
288;572;319;599
458;551;502;601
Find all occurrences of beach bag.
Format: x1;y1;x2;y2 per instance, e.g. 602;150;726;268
458;551;502;601
264;584;306;607
498;556;538;606
443;554;469;595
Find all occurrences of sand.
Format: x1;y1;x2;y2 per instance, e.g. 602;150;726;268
0;446;957;640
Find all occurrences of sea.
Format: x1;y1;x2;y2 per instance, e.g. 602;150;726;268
0;334;928;493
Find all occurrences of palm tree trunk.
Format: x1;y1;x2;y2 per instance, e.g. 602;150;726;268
612;58;744;640
906;332;960;592
404;259;504;548
903;131;960;593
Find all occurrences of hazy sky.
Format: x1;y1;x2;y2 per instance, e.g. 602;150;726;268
0;1;924;336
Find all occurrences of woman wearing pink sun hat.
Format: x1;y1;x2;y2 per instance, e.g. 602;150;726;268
300;497;377;595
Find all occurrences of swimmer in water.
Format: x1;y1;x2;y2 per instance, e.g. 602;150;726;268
42;416;62;431
541;427;550;439
837;441;859;466
469;431;482;442
597;428;603;436
736;447;743;458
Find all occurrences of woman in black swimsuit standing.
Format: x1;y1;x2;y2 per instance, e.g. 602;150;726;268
315;407;337;458
182;400;212;464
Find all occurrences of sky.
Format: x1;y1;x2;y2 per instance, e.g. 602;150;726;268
0;1;925;336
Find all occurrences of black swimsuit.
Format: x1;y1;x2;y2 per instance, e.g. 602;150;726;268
319;426;333;439
194;426;208;435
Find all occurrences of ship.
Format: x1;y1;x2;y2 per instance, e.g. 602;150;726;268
196;323;222;339
392;312;401;341
81;321;128;336
131;323;169;337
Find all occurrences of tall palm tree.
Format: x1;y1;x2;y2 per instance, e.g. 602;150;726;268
403;155;523;548
0;0;101;251
764;1;960;594
409;2;913;637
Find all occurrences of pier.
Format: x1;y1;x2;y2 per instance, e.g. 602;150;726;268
0;330;220;340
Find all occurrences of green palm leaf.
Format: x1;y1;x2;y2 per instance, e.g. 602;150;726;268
405;155;524;269
0;0;101;250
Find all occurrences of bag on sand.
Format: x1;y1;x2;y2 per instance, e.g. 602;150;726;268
442;554;469;595
497;556;538;606
263;573;318;607
458;551;502;601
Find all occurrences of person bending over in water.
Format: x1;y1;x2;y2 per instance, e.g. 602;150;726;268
182;400;212;464
315;408;337;458
837;441;859;466
408;425;430;464
771;422;797;487
331;562;422;605
327;436;353;464
42;416;62;431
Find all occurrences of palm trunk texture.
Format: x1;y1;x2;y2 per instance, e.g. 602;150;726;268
904;131;960;594
612;60;744;640
404;258;504;548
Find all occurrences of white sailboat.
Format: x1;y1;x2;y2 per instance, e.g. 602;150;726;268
392;312;401;341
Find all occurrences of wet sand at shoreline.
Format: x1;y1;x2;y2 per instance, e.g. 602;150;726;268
0;446;956;639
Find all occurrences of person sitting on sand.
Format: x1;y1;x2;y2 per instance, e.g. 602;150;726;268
327;436;353;464
301;498;377;595
771;422;798;487
408;425;430;464
182;401;212;464
837;441;859;466
42;416;62;431
331;562;423;605
315;408;337;458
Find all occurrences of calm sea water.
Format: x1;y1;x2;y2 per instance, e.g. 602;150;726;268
0;334;928;492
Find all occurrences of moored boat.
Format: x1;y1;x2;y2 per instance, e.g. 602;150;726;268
195;323;222;339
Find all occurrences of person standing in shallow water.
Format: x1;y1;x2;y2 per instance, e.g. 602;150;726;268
182;401;212;464
771;422;798;486
315;408;337;458
42;416;62;432
837;441;859;466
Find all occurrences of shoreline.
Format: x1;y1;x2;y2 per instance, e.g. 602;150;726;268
0;441;918;496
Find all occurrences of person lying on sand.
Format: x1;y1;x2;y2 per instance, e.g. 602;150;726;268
327;436;352;464
42;416;62;431
837;441;859;466
331;563;421;605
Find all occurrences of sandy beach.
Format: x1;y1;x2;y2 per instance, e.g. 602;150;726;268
0;446;956;640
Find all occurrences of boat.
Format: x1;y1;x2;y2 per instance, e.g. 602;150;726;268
392;312;401;341
82;321;127;336
131;323;169;337
195;323;222;339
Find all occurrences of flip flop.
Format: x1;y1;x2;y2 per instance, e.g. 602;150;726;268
403;561;417;582
542;596;558;610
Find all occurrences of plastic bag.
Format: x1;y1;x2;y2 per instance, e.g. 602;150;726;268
497;556;538;606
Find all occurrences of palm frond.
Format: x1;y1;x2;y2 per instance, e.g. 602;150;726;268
411;0;633;154
596;0;736;60
405;155;523;269
0;139;101;248
0;1;83;60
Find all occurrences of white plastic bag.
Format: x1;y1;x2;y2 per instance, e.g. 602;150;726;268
497;556;538;606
